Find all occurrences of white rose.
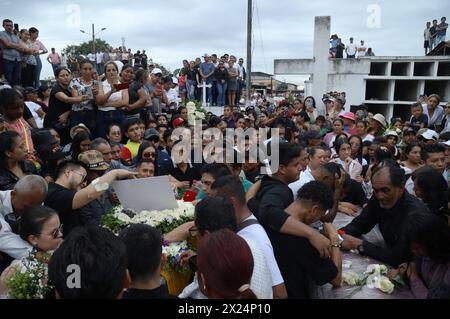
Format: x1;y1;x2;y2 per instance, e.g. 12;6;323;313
365;264;381;275
342;272;359;286
379;265;388;275
366;274;381;289
195;112;206;120
377;276;394;294
115;213;131;223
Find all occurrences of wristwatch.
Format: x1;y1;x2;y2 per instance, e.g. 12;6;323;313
357;243;365;255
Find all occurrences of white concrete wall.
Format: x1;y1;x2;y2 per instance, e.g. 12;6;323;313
327;74;367;110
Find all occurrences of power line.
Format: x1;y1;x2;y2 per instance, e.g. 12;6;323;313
254;0;268;74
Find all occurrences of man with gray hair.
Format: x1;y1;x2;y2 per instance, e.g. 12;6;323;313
0;175;48;263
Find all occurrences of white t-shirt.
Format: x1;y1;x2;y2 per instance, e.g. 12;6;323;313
289;166;315;200
238;215;284;287
100;81;123;112
346;43;358;56
178;235;273;299
87;53;96;63
25;101;44;128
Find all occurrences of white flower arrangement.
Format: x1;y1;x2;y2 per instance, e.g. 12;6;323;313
186;101;207;126
4;253;52;299
342;264;402;298
102;201;196;273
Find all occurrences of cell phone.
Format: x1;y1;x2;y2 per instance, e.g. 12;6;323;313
14;23;19;32
113;82;129;91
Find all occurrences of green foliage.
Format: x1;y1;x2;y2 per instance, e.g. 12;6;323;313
64;38;112;56
101;212;128;234
4;253;52;299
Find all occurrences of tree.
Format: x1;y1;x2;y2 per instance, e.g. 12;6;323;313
64;39;112;56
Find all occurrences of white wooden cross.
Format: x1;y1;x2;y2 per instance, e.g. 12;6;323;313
198;81;212;107
274;16;369;115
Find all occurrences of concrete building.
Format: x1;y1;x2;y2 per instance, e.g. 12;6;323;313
274;16;450;121
251;72;299;96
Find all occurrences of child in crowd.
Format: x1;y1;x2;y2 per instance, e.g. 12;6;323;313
122;118;144;159
410;102;429;132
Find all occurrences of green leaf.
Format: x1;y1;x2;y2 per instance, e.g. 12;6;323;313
392;275;406;288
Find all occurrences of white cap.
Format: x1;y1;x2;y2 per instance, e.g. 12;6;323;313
151;68;163;75
421;129;439;141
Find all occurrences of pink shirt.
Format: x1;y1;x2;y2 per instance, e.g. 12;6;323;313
48;52;61;65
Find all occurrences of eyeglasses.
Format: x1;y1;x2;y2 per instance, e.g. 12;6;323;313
189;226;199;237
143;152;156;159
71;170;87;182
38;224;63;239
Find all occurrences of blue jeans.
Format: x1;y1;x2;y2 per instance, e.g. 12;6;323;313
70;110;96;135
35;56;42;89
97;63;104;75
436;34;446;46
96;110;125;139
51;64;61;75
216;81;228;107
3;59;21;86
187;80;196;101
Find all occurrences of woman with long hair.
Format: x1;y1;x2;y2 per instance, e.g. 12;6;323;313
402;143;423;173
413;166;449;218
69;60;97;133
389;211;450;299
197;229;257;299
70;131;91;162
330;138;363;180
44;68;90;145
0;131;36;190
95;61;129;139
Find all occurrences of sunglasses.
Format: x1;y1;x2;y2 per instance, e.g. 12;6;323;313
143;152;156;159
39;224;63;239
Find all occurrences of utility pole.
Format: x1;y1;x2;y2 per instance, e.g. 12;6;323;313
246;0;252;107
92;23;96;54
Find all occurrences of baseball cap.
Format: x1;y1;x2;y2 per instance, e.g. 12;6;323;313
420;129;439;141
442;140;450;147
151;68;163;75
144;128;160;142
339;112;356;122
404;128;416;136
78;150;110;171
203;53;210;58
70;123;91;140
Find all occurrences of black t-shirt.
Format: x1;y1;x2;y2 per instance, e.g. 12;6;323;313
410;114;429;132
122;285;178;299
160;162;201;185
44;84;72;127
127;81;144;116
44;183;80;236
141;54;148;65
342;179;368;207
269;229;338;299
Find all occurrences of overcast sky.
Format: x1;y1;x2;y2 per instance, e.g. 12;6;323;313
2;0;449;84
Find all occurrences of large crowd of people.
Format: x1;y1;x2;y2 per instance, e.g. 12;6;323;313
0;17;449;300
